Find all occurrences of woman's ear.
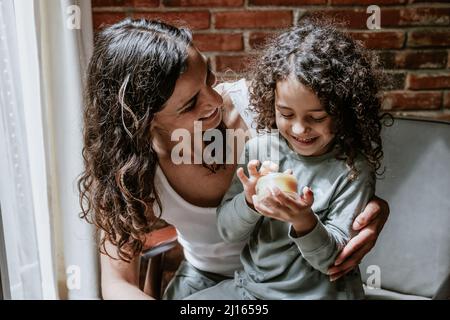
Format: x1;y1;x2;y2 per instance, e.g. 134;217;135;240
149;115;163;142
150;113;164;134
149;115;171;146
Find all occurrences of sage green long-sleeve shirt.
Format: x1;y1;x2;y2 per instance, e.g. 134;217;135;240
217;134;375;299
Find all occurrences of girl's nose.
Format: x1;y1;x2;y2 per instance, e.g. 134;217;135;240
292;122;308;135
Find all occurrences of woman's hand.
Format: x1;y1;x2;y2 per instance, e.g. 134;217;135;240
327;196;390;281
253;186;318;237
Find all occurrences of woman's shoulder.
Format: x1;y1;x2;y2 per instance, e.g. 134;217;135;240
217;78;256;133
214;78;247;94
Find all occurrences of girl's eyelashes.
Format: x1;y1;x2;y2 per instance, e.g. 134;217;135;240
311;116;328;122
276;106;328;121
278;113;327;121
280;113;294;119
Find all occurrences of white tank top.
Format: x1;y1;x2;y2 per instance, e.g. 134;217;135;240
153;79;256;276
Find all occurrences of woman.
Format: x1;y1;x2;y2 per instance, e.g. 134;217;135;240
78;18;389;300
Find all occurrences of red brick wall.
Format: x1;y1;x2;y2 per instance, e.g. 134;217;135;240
92;0;450;120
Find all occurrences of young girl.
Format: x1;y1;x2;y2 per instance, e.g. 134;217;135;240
185;19;390;300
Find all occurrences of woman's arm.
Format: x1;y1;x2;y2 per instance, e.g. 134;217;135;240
100;240;153;300
327;196;390;281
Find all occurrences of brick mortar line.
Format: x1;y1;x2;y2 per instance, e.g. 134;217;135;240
392;112;448;115
402;29;408;49
382;89;445;93
206;47;448;57
203;28;291;32
182;28;447;32
386;69;450;72
193;30;276;34
382;68;445;75
243;30;250;52
90;23;450;38
394;110;450;113
373;49;450;51
405;71;411;87
207;26;450;30
211;9;217;31
352;27;450;31
92;3;450;12
211;28;436;32
293;8;302;26
210;65;449;74
91;13;450;31
402;27;450;31
394;113;443;116
207;27;447;31
197;51;450;62
92;7;295;12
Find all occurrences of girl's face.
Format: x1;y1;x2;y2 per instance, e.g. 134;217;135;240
275;76;335;157
151;46;223;153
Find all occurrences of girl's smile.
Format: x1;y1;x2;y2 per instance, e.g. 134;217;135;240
290;135;319;146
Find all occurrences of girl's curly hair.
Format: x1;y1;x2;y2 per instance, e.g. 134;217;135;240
78;19;192;262
249;18;392;179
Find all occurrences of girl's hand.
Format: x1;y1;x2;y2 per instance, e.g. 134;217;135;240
252;186;318;236
237;160;279;206
237;160;262;206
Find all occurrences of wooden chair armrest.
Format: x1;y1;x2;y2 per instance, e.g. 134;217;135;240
139;225;178;298
142;225;178;259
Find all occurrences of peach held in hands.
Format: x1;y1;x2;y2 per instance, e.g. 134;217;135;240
255;171;298;199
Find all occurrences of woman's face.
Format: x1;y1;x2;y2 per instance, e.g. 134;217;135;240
275;76;335;157
151;46;223;153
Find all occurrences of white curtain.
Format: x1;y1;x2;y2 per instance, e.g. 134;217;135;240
0;0;100;299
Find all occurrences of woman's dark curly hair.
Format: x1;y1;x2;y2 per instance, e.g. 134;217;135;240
249;18;392;179
78;18;192;262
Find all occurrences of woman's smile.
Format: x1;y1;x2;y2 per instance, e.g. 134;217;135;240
198;107;221;126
